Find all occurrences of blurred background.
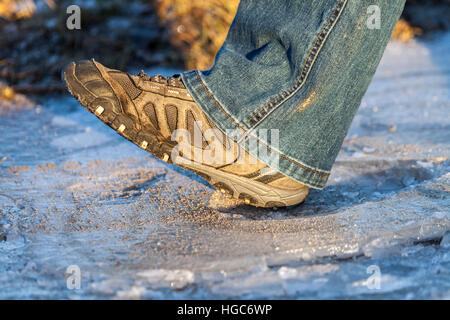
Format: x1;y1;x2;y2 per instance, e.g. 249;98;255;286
0;0;449;99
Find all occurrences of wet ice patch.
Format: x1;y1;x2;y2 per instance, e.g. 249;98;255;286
51;131;113;149
440;232;450;249
137;269;195;290
115;285;146;299
51;115;78;127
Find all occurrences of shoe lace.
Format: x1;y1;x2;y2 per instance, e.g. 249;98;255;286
138;71;184;88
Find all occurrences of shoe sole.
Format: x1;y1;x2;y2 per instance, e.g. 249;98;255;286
63;62;308;208
179;162;308;207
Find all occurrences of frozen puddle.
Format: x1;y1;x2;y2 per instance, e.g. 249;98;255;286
0;34;449;299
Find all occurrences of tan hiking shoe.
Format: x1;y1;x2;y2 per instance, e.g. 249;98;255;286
63;59;309;207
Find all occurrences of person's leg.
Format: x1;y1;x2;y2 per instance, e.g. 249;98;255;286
182;0;406;189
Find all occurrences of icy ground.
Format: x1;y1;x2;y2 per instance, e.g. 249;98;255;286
0;34;449;299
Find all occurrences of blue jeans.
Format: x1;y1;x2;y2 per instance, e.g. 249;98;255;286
182;0;406;189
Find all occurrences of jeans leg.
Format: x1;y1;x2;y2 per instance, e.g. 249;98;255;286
182;0;406;189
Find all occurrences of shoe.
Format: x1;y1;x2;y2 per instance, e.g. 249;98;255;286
63;59;309;207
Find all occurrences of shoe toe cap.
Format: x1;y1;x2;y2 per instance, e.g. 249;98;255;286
63;60;117;99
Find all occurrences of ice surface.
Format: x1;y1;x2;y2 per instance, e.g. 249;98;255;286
0;34;449;299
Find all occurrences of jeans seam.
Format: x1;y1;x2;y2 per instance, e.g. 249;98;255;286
194;71;330;177
244;0;348;129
